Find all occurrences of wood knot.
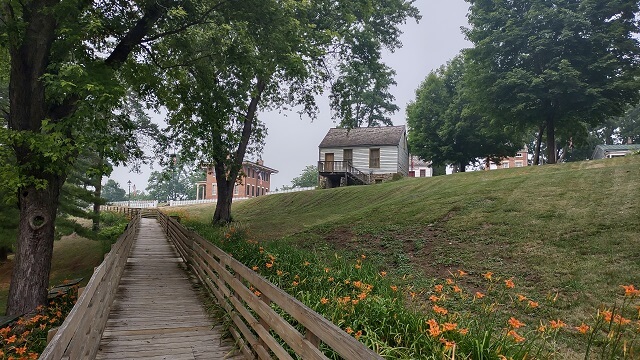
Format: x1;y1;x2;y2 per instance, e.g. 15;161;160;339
29;213;48;230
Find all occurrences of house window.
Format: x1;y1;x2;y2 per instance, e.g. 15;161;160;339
252;185;255;197
212;184;217;196
343;149;353;164
502;162;510;169
234;185;239;195
369;148;380;168
515;161;524;167
516;152;523;158
409;171;415;177
246;185;250;196
420;169;426;177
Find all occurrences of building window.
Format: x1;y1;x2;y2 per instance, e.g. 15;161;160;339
212;184;217;196
420;169;426;177
234;185;239;195
369;148;380;168
252;185;255;197
409;171;415;177
515;161;524;167
516;152;523;158
343;149;353;165
246;185;250;196
502;162;510;169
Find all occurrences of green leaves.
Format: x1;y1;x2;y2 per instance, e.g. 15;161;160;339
464;0;640;162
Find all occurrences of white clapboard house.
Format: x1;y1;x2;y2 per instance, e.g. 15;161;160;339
318;126;409;188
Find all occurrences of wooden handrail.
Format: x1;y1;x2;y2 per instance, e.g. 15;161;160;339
318;161;370;185
156;210;383;360
40;213;141;360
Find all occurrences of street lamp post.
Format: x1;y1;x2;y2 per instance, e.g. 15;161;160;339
127;180;131;207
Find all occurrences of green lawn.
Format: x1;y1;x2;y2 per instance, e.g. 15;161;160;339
170;156;640;341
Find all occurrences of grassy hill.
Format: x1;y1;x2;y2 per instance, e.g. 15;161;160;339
173;156;639;329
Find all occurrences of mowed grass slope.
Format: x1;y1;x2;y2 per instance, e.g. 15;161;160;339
179;155;640;320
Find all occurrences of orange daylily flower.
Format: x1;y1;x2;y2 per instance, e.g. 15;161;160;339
265;262;273;268
390;285;398;292
516;294;527;301
508;317;525;329
379;271;387;277
458;328;469;335
457;269;468;277
452;285;462;293
528;300;539;308
550;319;566;329
507;329;525;343
320;297;329;304
345;327;353;334
429;295;440;302
434;284;443;293
621;284;639;297
15;346;27;355
433;305;448;315
442;322;458;331
575;323;590;334
355;330;363;339
504;278;515;289
439;337;456;350
613;314;631;325
446;278;454;285
276;270;283;276
475;291;485;299
483;271;493;280
5;334;17;343
427;319;441;337
252;266;258;271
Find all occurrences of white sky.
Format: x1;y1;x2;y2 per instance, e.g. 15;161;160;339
110;0;472;192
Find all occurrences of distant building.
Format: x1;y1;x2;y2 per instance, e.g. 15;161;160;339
408;156;433;177
592;144;640;160
196;160;278;200
318;126;409;188
486;147;529;170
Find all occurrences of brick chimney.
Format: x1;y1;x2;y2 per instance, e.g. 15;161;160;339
257;159;264;166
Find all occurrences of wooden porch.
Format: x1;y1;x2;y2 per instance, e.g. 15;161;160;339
317;161;370;187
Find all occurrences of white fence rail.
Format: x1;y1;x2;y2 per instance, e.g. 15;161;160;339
105;187;316;208
267;186;316;195
108;200;158;208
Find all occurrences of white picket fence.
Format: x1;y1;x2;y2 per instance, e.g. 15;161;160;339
106;187;316;208
108;200;158;208
267;186;316;195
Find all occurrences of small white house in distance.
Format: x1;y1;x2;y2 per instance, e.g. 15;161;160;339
592;144;640;159
318;126;409;188
409;155;433;177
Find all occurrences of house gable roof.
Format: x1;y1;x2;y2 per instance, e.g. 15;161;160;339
319;126;406;148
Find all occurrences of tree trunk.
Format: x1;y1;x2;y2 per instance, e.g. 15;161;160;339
545;116;556;164
0;247;8;262
458;163;466;172
213;171;234;224
533;122;545;165
212;79;266;225
4;0;169;315
6;177;62;315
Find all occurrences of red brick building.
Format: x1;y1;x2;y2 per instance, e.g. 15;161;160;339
486;147;529;170
196;160;278;200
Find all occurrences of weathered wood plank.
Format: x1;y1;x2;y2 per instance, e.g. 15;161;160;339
95;218;244;360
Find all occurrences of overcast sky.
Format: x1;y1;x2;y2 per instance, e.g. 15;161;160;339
110;0;472;192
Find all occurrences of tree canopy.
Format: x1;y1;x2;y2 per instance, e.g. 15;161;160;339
463;0;640;164
407;54;521;170
291;165;319;188
151;0;420;223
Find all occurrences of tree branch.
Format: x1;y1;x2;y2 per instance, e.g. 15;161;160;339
141;0;229;43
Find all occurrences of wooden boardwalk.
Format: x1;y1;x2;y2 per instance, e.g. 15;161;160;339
96;218;243;360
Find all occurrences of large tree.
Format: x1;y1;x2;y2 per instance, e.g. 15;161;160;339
464;0;640;164
407;54;521;170
156;0;420;224
291;165;319;188
0;0;218;315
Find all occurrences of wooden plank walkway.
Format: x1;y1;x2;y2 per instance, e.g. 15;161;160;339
96;218;244;360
